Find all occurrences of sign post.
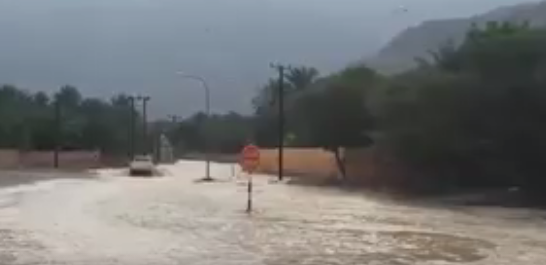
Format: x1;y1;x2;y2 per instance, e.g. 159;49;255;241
247;177;253;213
240;144;260;213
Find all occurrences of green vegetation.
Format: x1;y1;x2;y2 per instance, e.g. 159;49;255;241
163;112;253;155
182;21;546;193
1;21;545;194
378;22;546;193
0;85;137;155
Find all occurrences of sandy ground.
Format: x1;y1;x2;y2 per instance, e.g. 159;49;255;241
0;161;545;264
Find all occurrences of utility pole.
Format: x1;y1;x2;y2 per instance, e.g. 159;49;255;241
129;96;136;160
270;63;288;181
137;96;151;154
53;100;61;168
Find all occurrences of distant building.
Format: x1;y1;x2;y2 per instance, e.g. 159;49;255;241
156;134;174;164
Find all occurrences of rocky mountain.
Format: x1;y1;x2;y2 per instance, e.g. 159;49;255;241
369;0;546;74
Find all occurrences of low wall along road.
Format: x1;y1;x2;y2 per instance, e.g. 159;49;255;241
257;148;338;178
256;147;405;186
0;149;101;170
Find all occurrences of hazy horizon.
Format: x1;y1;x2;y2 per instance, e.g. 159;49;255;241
0;0;536;118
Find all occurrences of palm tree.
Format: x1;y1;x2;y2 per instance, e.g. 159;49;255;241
285;66;320;91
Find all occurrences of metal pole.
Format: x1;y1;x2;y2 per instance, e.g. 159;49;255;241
276;65;286;182
176;72;212;180
203;80;211;180
269;63;288;182
54;100;60;168
246;177;253;213
142;96;150;154
154;130;160;163
129;97;135;160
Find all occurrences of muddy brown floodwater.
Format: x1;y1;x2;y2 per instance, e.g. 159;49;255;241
0;161;544;264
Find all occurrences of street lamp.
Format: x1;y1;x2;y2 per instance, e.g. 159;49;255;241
176;71;212;181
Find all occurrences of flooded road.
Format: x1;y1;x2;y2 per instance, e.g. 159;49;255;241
0;161;545;264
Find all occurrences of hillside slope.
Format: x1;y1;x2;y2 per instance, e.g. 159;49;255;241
369;1;546;73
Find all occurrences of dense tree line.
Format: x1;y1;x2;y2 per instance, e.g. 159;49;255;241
162;112;253;155
3;20;545;194
0;85;138;155
242;21;546;193
377;22;546;192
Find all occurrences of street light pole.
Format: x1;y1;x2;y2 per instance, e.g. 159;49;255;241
176;72;212;181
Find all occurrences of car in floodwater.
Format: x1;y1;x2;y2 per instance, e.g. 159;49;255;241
129;155;155;176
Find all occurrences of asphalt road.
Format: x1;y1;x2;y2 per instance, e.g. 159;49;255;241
0;161;545;264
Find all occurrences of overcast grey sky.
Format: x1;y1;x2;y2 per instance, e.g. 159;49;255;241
0;0;536;117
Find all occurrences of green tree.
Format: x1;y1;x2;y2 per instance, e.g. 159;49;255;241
285;66;320;91
167;112;253;155
0;84;139;157
55;85;82;108
380;22;546;192
293;65;378;178
252;66;321;147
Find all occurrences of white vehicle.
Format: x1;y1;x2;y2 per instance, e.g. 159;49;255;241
129;155;155;176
